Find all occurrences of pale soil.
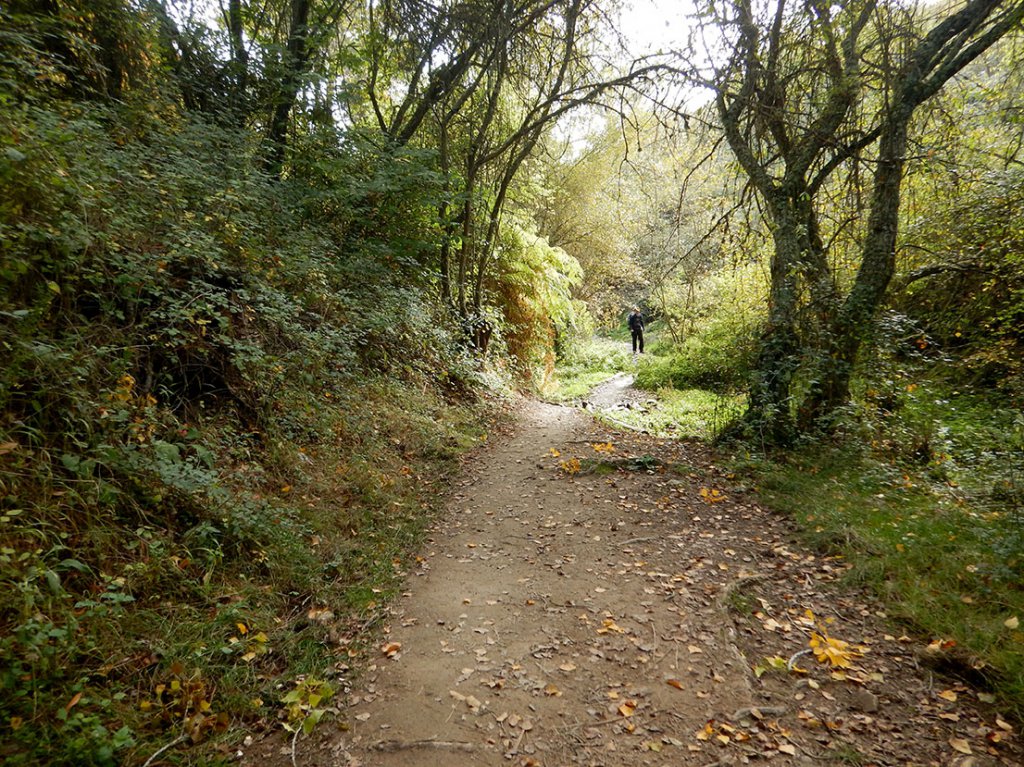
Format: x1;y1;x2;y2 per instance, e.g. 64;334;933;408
242;390;1021;767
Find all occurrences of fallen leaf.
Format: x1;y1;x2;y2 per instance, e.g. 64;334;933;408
666;678;684;690
699;487;727;503
778;743;796;755
938;689;958;702
1005;616;1019;630
597;617;626;635
65;692;83;713
618;701;637;717
382;642;402;657
809;631;862;668
949;738;972;755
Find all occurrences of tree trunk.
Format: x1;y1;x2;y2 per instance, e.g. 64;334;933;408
745;201;804;444
799;118;911;428
264;0;311;177
227;0;249;120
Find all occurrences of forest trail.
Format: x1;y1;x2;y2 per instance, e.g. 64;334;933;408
246;395;1021;767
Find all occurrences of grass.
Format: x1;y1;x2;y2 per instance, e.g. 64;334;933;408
728;386;1024;715
600;386;746;440
551;329;747;439
545;335;633;401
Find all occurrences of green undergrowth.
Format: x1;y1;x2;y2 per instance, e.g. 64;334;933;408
0;375;493;766
551;330;745;439
546;335;632;401
0;64;501;763
729;386;1024;716
600;387;746;440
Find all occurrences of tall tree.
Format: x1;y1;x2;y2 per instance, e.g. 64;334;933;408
693;0;1024;442
363;0;662;344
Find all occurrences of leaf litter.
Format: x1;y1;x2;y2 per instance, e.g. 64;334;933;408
241;399;1023;767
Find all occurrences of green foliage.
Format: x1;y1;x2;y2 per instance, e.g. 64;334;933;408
895;165;1024;397
0;21;493;764
491;222;584;388
635;265;764;393
547;336;631;401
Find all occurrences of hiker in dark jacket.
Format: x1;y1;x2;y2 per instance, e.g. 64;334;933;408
628;307;645;354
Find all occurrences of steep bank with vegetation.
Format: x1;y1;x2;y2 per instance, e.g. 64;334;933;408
0;56;490;767
0;2;585;762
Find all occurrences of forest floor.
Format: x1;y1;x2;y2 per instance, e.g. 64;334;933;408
241;378;1021;767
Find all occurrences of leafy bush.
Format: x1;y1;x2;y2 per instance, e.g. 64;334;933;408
0;24;489;763
636;264;763;393
491;222;584;388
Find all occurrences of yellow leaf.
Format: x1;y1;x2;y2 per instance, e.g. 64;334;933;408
618;701;636;717
560;457;581;475
699;487;727;503
544;683;561;697
548;448;561;457
236;623;249;636
938;689;958;702
949;738;972;755
809;631;862;668
1005;616;1019;630
597;617;626;635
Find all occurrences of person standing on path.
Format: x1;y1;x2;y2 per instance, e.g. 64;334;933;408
628;306;645;355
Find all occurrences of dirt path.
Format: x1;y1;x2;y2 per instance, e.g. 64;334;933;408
245;397;1020;767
